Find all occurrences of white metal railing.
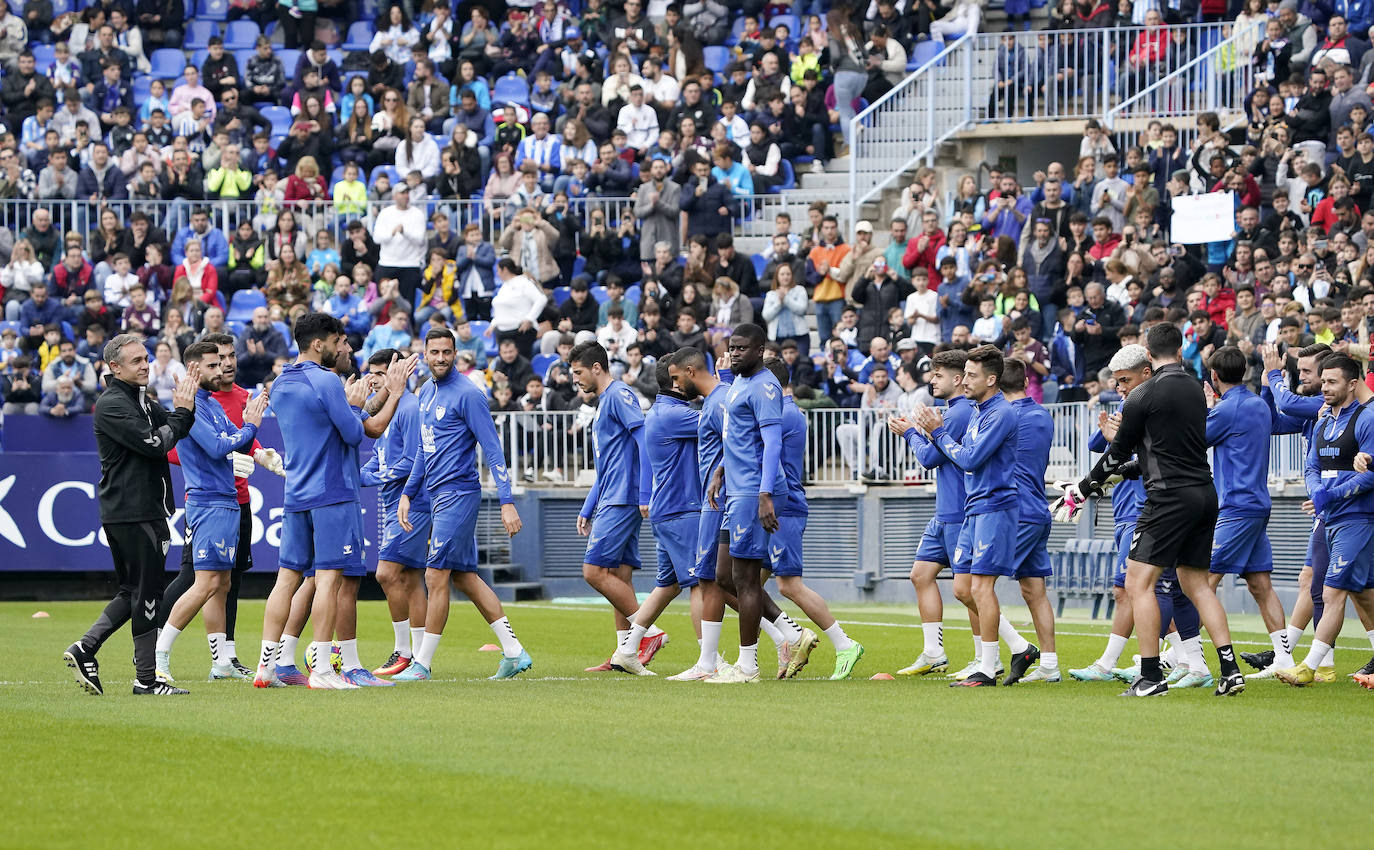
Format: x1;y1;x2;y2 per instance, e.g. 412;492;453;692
973;21;1252;125
847;33;975;218
1104;20;1264;130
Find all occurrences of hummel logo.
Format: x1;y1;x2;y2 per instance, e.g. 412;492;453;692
1160;580;1173;592
764;385;777;400
0;475;26;548
197;549;208;560
954;547;963;562
973;541;990;559
688;567;698;576
493;467;509;483
697;546;709;559
214;538;229;557
342;544;354;555
771;545;784;560
734;524;747;536
144;600;157;618
589;535;602;545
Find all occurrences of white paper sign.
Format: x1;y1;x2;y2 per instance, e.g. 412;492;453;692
1170;192;1236;244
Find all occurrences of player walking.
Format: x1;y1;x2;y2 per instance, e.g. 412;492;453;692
705;324;788;684
1070;324;1244;697
1203;346;1292;677
569;340;670;670
912;345;1026;688
762;357;864;679
609;353;704;676
361;348;430;678
891;349;972;677
1278;355;1374;685
63;334;198;696
154;342;268;682
999;359;1059;684
394;329;531;681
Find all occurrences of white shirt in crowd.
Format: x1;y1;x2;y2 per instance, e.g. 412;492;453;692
490;273;548;332
373;201;429;268
616;102;659;152
904;287;940;344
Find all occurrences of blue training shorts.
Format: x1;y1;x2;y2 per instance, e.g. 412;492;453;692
724;493;789;561
281;501;366;577
694;509;723;581
584;504;643;570
427;488;482;572
956;509;1018;578
1113;521;1136;588
768;515;806;577
1209;513;1273;575
653;513;699;588
1012;521;1053;580
379;505;432;570
915;517;962;571
1324;520;1374;593
185;503;241;571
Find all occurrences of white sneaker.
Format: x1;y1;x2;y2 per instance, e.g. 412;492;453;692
252;666;285;688
1247;664;1281;680
308;670;361;689
609;648;655;676
665;666;714;681
1019;666;1062;683
704;664;761;683
208;661;250;680
809;160;825;174
155;650;174;683
948;659;979;680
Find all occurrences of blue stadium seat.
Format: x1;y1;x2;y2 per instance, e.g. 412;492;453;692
531;352;558;378
589;285;610;304
132;76;153;104
185;20;218;50
233;49;256;72
225;20;260;49
775;158;795;191
277;49;302;76
343;20;375;52
728;18;746;46
31;44;55;70
61;321;74;341
571;255;586;280
552;285;571;306
703;46;730;74
198;0;230;20
750;253;766;280
330;164;347;183
327;49;344;67
214;292;226;312
369;165;400;186
910;39;942;70
227;319;247;336
624;285;640;304
492;74;529;107
467;320;490;343
767;14;800;36
227;289;266;322
262;105;292;136
192;48;210;69
273;321;296;354
50;0;72;15
150;48;186;80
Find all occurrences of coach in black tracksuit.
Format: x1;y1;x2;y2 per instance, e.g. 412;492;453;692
63;334;197;696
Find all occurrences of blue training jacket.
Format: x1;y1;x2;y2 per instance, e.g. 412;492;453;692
931;391;1019;515
779;396;808;518
182;388;258;508
403;369;514;504
1011;397;1053;525
903;395;973;522
272;360;366;511
644;394;701;522
1205;385;1273;517
361;390;430;514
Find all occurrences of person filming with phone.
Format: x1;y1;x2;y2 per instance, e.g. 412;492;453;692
1072;282;1127;376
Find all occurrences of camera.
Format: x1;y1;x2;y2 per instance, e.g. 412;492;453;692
1081;309;1097;326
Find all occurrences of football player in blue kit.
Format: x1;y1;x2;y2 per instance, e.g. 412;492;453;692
1203;346;1293;677
609;352;708;676
761;357;864;680
890;349;975;678
998;359;1059;684
671;348;812;680
913;345;1030;688
254;314;410;690
704;324;790;684
395;329;531;681
1279;355;1374;685
568;340;670;671
154;341;268;684
1260;343;1374;678
360;348;430;679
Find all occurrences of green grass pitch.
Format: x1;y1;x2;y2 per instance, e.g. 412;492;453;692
2;599;1370;849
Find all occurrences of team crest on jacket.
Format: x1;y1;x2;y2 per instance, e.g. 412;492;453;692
435;406;446;420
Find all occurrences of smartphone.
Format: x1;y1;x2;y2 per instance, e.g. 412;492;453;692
1169;245;1185;257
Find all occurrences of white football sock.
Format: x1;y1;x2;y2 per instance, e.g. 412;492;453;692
1040;651;1058;671
391;620;410;654
1162;631;1182;668
823;622;854;652
208;632;228;665
339;638;361;671
1303;639;1332;671
621;622;648;654
615;629;630;653
1366;628;1374;650
776;613;803;642
1285;625;1304;655
1096;633;1128;670
258;640;279;671
280;634;300;668
1181;636;1208;673
645;624;664;639
1321;645;1334;667
698;621;722;670
156;623;180;654
998;615;1029;654
306;641;331;674
409;627;424;658
759;618;784;647
416;632;442;668
737;643;759;674
921;621;944;656
1270;630;1294;667
979;640;999;678
972;636;983;661
490;617;523;658
225;639;237;660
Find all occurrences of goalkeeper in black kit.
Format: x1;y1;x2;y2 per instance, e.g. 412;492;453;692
63;333;200;697
1061;324;1245;698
